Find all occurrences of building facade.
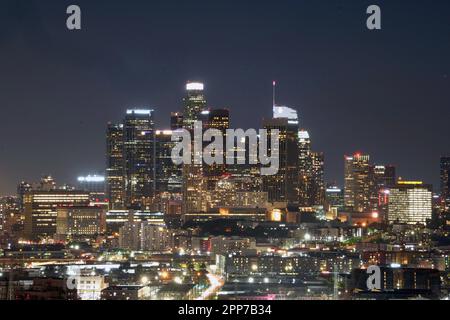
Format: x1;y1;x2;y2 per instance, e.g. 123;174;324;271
263;118;299;205
344;154;371;213
388;181;432;225
24;190;90;240
441;157;450;211
123;109;156;209
106;123;125;210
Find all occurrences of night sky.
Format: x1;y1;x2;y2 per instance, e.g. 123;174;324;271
0;0;449;195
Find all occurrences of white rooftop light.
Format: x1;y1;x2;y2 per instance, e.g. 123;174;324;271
126;109;152;115
78;175;105;183
186;82;204;91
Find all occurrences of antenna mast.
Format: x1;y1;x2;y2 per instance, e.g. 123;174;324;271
272;81;277;107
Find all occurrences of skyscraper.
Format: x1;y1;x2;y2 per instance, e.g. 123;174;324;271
344;154;371;213
155;130;183;195
182;82;207;213
298;130;312;206
183;82;206;130
388;181;432;225
441;157;450;210
310;151;325;206
123;109;156;209
202;108;230;184
369;165;396;211
263;118;299;204
106;123;125;210
297;131;325;207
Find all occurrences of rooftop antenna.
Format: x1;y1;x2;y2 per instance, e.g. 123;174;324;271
272;80;277;108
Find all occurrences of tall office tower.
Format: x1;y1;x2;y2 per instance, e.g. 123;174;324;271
369;165;396;211
123;109;156;209
183;82;206;130
388;181;432;225
182;82;207;213
40;175;56;191
17;181;32;211
441;157;450;210
263;118;299;205
309;152;325;206
155;130;183;195
344;153;371;213
170;112;184;130
298;130;312;206
106;123;125;210
202;108;230;188
24;190;90;240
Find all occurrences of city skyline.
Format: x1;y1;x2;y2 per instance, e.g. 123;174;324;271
0;0;450;194
1;0;450;303
0;78;448;195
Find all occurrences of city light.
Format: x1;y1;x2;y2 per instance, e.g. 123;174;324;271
126;109;153;115
186;82;204;91
77;175;105;183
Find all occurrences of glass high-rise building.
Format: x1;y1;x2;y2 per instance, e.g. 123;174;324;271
298;130;312;206
441;157;450;210
106;123;125;210
183;82;206;130
310;151;325;206
182;82;207;213
297;131;325;207
369;164;396;211
155;130;183;195
344;154;371;213
263;118;299;204
202;108;230;182
123;109;156;209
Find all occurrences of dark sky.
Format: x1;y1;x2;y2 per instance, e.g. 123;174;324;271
0;0;449;195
